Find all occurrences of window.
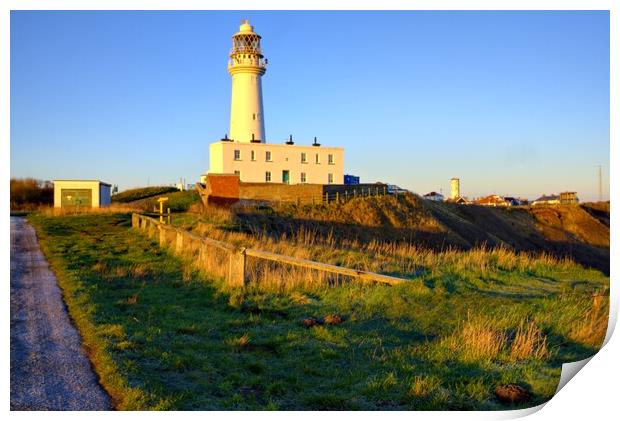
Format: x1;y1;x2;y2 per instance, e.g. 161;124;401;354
266;151;272;162
328;154;334;165
328;173;334;184
301;172;307;183
234;149;241;161
301;152;307;163
315;153;320;164
234;170;240;177
252;113;256;120
251;150;256;161
265;171;272;182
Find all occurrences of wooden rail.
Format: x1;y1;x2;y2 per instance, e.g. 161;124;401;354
245;248;404;286
131;213;406;288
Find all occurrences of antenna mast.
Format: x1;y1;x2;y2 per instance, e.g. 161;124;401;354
598;165;603;202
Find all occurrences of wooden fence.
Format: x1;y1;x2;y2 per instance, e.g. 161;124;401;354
131;213;406;288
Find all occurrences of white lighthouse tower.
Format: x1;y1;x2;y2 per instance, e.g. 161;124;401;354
228;19;267;143
205;20;344;188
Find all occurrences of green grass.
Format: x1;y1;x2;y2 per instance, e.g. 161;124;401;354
112;186;178;203
137;190;201;212
28;213;609;410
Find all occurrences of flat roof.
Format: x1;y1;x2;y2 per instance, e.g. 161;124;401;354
53;179;112;187
212;141;344;150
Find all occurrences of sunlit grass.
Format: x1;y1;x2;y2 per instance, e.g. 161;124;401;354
27;212;609;410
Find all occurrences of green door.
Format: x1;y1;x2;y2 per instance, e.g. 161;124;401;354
61;189;92;209
282;170;290;184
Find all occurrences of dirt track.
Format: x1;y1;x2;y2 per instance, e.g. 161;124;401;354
10;217;111;410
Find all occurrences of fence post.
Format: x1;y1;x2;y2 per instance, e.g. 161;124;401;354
228;247;247;287
159;225;166;246
336;192;339;203
148;220;156;238
131;214;138;228
198;242;208;266
175;230;184;253
325;192;329;204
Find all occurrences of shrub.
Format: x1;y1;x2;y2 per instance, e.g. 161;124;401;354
10;178;53;210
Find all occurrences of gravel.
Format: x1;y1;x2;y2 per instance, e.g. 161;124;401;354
10;217;111;410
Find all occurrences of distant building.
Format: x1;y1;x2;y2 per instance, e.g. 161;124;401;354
423;191;444;202
503;196;527;206
53;180;111;209
388;185;409;194
532;194;560;206
476;194;510;207
559;191;579;205
446;196;470;205
344;174;360;185
450;178;460;200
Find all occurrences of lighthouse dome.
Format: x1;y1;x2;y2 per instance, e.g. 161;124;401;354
239;19;253;33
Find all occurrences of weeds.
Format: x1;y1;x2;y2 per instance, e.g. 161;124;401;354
570;294;609;348
448;314;506;362
510;321;549;361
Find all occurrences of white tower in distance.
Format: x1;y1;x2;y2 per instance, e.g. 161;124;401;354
450;178;460;199
228;20;267;143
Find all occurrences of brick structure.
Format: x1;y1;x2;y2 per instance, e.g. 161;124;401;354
198;174;387;206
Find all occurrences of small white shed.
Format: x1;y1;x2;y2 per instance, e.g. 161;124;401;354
53;180;112;209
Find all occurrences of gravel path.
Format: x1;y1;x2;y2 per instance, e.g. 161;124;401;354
10;217;111;410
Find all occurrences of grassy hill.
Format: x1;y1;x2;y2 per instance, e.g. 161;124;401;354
112;186;178;203
111;186;201;212
232;194;609;274
24;193;609;410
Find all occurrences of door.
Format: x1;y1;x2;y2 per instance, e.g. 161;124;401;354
282;170;290;184
61;189;92;209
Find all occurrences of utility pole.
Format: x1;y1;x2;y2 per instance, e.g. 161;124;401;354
598;165;603;202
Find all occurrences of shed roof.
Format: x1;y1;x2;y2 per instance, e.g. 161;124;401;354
53;179;112;187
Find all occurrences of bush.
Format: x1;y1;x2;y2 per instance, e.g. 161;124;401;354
10;178;53;210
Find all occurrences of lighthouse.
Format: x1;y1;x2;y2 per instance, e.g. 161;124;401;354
228;20;267;143
206;20;344;187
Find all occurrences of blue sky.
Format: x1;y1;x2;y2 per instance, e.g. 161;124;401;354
10;10;609;200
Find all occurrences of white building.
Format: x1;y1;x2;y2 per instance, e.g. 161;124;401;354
53;180;111;208
423;191;444;202
207;20;344;185
450;178;460;199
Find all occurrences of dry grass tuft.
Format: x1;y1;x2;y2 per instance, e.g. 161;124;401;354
39;203;140;216
131;264;149;278
409;376;442;398
227;333;251;352
448;314;506;362
509;321;548;361
126;294;139;305
570;294;609;348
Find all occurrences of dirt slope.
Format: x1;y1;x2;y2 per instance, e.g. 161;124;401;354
237;194;609;274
